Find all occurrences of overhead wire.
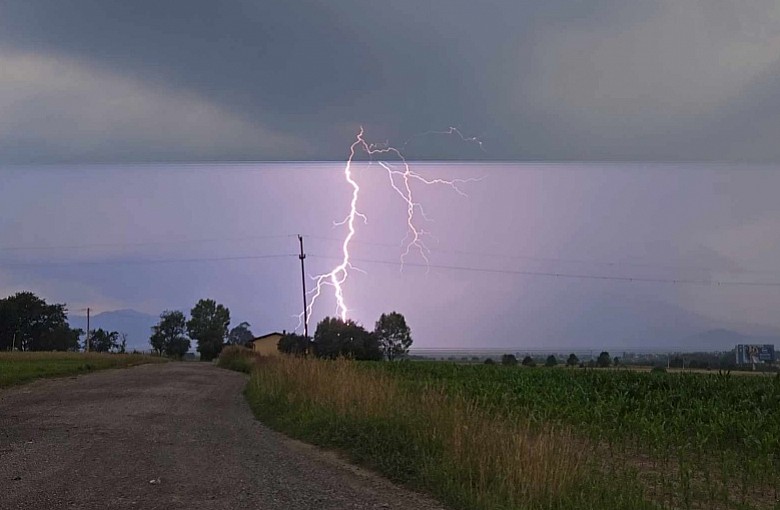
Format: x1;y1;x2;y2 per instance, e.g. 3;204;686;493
1;236;779;287
306;254;780;288
0;253;296;268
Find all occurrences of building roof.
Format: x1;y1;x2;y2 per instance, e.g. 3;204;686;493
249;332;284;343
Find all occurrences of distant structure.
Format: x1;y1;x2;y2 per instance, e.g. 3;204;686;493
247;331;285;356
735;344;775;366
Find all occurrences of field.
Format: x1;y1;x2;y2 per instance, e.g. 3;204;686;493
222;351;780;510
0;351;166;388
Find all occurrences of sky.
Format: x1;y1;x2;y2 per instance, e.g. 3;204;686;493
2;162;779;350
1;1;780;349
2;1;780;163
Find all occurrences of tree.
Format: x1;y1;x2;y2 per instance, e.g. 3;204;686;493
40;325;82;352
228;322;254;346
566;353;579;367
545;355;558;367
373;312;413;361
187;299;230;361
597;351;612;368
501;354;518;366
89;328;119;353
313;317;381;360
277;333;310;355
118;333;128;354
522;355;536;367
484;358;496;365
151;310;190;359
0;292;79;351
166;335;191;359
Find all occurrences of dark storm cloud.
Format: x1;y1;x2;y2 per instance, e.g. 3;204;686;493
2;0;780;162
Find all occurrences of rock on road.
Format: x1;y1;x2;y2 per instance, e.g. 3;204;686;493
0;362;446;510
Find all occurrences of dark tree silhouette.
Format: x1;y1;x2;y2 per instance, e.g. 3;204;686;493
89;328;119;353
0;292;80;351
373;312;413;361
228;322;254;346
277;332;310;355
187;299;230;361
597;351;612;368
313;317;381;361
151;310;190;357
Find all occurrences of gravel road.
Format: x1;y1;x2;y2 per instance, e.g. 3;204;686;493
0;362;446;510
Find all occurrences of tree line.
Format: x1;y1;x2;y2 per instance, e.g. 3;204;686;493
277;311;413;361
0;292;83;351
149;298;253;360
0;292;250;359
492;351;617;367
1;291;413;362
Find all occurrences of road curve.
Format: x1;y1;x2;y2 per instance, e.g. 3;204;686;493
0;362;445;510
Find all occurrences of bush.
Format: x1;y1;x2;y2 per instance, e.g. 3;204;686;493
277;333;310;355
217;345;261;373
566;353;579;367
501;354;518;366
545;355;558;367
651;366;667;374
484;358;495;365
314;317;382;360
521;356;536;367
596;351;611;368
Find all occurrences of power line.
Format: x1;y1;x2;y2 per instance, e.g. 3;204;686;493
4;249;778;287
307;254;780;288
4;232;778;278
306;234;780;277
0;234;297;252
0;253;296;268
3;247;779;288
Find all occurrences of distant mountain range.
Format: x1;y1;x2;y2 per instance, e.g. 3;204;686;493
68;303;780;354
69;309;159;352
472;289;780;351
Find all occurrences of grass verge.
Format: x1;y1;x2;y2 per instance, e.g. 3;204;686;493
219;350;779;509
226;352;653;510
0;351;166;388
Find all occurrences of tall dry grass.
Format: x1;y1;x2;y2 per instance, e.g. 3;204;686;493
245;356;608;509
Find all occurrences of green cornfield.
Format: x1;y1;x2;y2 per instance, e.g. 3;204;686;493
235;352;780;509
374;362;780;509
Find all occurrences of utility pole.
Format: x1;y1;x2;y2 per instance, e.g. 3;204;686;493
86;307;90;353
298;235;309;339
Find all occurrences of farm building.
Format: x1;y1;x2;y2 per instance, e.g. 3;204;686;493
247;331;285;356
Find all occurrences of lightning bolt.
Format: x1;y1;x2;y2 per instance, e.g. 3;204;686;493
302;127;481;327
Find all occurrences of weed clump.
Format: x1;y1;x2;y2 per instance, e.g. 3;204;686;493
217;345;262;373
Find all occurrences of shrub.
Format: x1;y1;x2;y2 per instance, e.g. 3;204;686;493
314;317;382;360
545;355;558;367
522;356;536;367
501;354;518;366
217;345;261;373
651;366;667;374
277;333;310;355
